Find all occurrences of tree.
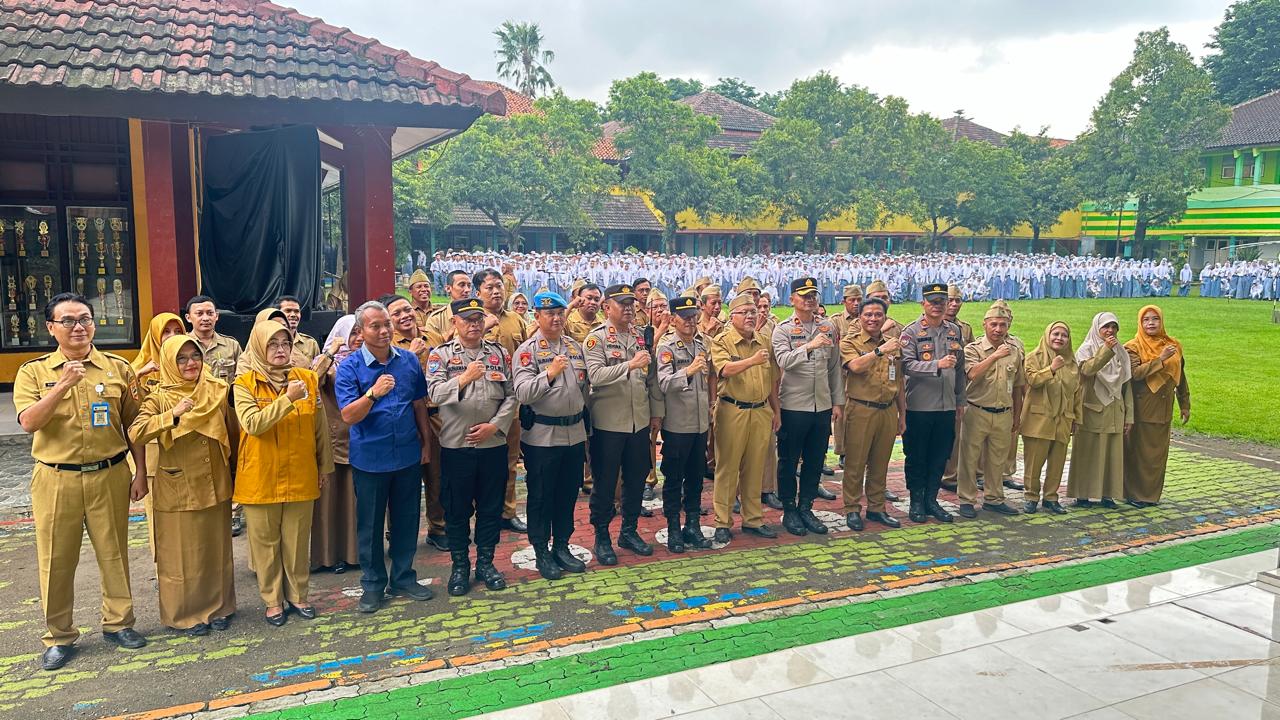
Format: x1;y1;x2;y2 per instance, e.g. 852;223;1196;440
1204;0;1280;104
1006;129;1081;244
608;73;737;253
756;90;784;115
494;21;556;98
411;92;614;251
392;149;452;260
1076;28;1230;251
663;77;704;100
752;73;917;252
709;77;760;107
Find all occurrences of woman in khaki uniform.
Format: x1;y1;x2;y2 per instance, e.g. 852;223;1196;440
1069;312;1132;508
128;335;236;636
310;315;360;573
131;312;186;556
233;320;334;626
1123;305;1190;507
1020;322;1081;514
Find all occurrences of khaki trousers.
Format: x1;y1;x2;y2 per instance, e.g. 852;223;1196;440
1022;436;1067;503
761;431;778;495
957;407;1012;506
833;411;846;458
423;413;447;534
942;415;962;483
243;501;313;608
647;425;660;487
32;462;135;647
842;401;896;514
712;403;769;528
1005;432;1020;478
504;415;521;519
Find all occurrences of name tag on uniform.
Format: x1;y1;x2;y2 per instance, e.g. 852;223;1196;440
888;365;896;382
91;402;110;427
1007;377;1014;394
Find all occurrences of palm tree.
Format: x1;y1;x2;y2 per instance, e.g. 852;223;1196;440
494;21;555;98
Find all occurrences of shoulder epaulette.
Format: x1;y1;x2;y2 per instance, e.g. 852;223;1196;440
18;353;53;369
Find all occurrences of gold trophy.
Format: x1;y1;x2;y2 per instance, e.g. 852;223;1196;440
94;218;107;274
95;278;107;325
42;275;52;302
75;277;84;296
0;218;7;257
112;279;125;325
15;220;25;257
8;315;18;344
38;221;50;257
110;218;124;273
75;217;88;274
24;275;36;311
26;315;35;342
6;275;15;310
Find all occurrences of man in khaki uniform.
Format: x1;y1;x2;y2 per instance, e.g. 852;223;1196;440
383;294;448;551
643;289;671;499
422;271;474;347
755;292;782;508
840;296;904;530
830;284;862;468
476;268;531;534
710;293;780;543
406;268;434;330
184;295;242;385
565;283;602;344
697;285;725;339
859;280;902;502
633;278;652;328
277;295;321;364
15;293;150;670
941;284;975;491
992;299;1026;492
956;304;1025;518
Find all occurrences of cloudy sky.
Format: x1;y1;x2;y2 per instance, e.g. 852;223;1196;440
292;0;1236;138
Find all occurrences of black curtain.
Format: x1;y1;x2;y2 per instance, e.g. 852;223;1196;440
199;125;321;313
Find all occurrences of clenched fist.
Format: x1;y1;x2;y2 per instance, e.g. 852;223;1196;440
628;350;651;370
285;379;308;401
685;354;707;377
1050;355;1065;372
371;373;396;398
460;360;486;385
938;353;957;369
548;355;569;379
173;397;195;418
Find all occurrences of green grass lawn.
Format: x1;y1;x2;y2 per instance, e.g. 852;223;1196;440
785;297;1279;446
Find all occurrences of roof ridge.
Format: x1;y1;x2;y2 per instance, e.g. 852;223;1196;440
1231;87;1280;109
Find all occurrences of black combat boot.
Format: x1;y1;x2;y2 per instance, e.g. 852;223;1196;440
799;502;828;534
781;502;807;536
474;548;507;591
666;519;685;553
618;525;653;556
534;546;562;580
447;551;471;596
594;527;618;566
552;543;587;573
683;514;713;549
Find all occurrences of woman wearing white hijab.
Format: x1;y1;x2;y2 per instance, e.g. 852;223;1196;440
1067;312;1132;508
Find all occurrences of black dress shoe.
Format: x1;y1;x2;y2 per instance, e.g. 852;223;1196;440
666;521;686;553
359;591;383;613
40;645;74;671
618;529;653;556
846;513;865;531
884;489;901;502
781;508;808;536
332;561;350;574
501;517;528;533
1074;499;1095;508
926;502;954;523
553;545;588;573
742;524;777;539
815;485;837;500
642;486;656;501
761;492;784;510
682;523;713;549
865;511;900;528
1100;498;1118;509
425;534;450;552
1044;500;1067;515
390;583;434;601
639;506;654;518
230;514;245;538
291;604;318;620
103;628;147;649
474;561;507;591
1003;478;1025;491
957;503;977;518
534;549;564;580
983;502;1018;516
184;623;210;637
712;528;732;544
447;564;471;596
594;535;618;566
1024;501;1039;514
821;466;835;477
265;611;288;627
210;616;232;631
1126;499;1149;509
908;500;929;523
800;508;828;534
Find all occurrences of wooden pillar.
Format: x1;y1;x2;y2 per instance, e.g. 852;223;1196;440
342;126;395;306
139;120;182;313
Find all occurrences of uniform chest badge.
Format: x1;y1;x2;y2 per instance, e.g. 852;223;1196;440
449;356;462;365
791;326;804;335
676;340;685;348
611;350;622;359
539;339;549;349
519;352;532;367
637;335;645;346
660;350;673;364
487;371;506;382
537;350;552;358
488;354;501;366
922;352;933;361
568;346;580;357
918;330;929;337
427;352;443;374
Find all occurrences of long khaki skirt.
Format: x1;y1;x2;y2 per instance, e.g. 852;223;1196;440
1123;420;1172;503
154;499;236;629
311;463;359;569
1068;429;1124;500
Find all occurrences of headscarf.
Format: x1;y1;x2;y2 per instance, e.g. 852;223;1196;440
1076;311;1130;406
1124;305;1183;394
507;291;529;316
255;307;288;325
313;314;357;370
155;335;230;455
1028;321;1079;418
246;320;292;389
132;312;185;371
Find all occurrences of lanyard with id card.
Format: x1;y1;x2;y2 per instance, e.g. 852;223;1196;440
91;382;110;427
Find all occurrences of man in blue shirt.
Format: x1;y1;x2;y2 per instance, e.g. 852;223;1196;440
336;301;433;613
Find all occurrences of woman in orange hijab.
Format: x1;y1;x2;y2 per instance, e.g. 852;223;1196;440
1123;305;1191;507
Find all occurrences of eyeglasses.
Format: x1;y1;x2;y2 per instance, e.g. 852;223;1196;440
52;317;94;328
732;310;759;318
175;354;203;365
266;340;292;350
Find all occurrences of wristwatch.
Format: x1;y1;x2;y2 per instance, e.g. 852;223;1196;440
365;388;378;402
874;347;883;357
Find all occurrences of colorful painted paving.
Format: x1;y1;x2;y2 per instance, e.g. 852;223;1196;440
0;440;1275;719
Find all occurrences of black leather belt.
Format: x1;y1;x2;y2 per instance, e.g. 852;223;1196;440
721;395;766;410
850;398;892;410
40;450;129;473
969;402;1011;414
534;411;584;426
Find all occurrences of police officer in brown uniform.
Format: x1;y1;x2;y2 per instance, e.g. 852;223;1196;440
512;291;590;580
956;304;1025;518
840;296;905;530
654;295;715;553
475;268;531;534
425;299;518;596
941;285;975;491
584;284;662;564
15;293;149;670
710;293;781;543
